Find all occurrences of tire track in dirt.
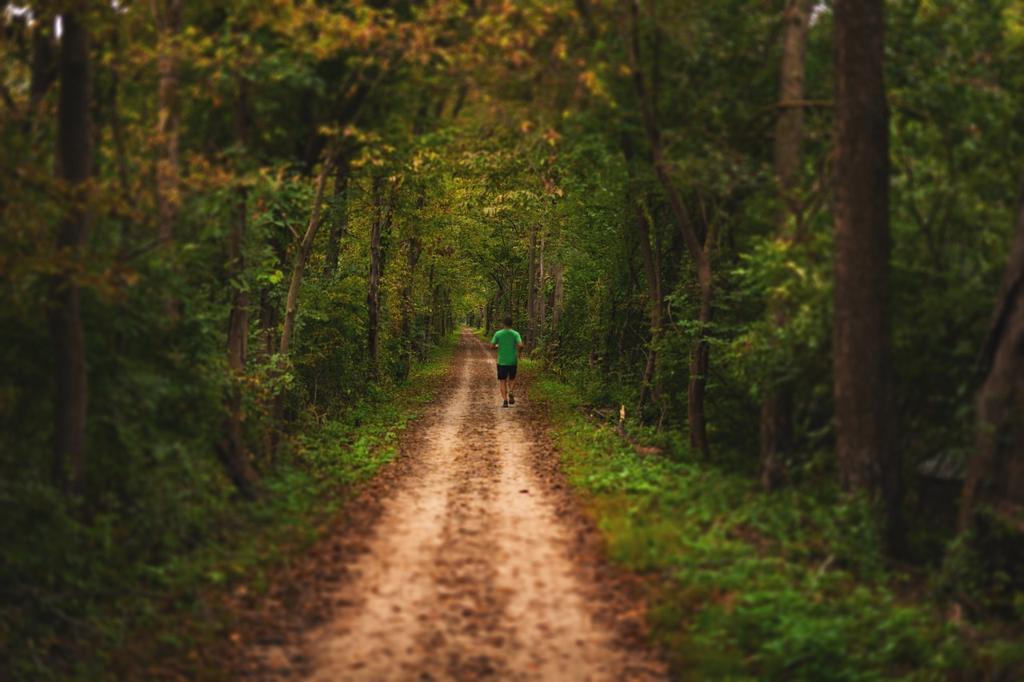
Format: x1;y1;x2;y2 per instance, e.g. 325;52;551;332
254;330;666;681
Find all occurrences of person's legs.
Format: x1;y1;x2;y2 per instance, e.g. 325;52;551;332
497;365;510;405
507;364;517;404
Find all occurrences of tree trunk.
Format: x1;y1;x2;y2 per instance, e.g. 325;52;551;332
324;158;350;277
527;224;538;350
424;263;435;353
551;262;564;336
633;199;663;416
760;0;815;492
398;235;421;381
688;247;714;455
959;187;1024;530
626;0;713;455
49;12;92;495
279;158;333;356
367;176;394;380
833;0;901;552
537;228;547;343
217;187;258;497
152;0;182;244
265;159;332;442
217;81;259;496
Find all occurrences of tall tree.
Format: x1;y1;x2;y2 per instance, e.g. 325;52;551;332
760;0;815;491
367;175;395;380
218;184;258;497
537;227;547;341
626;0;714;455
527;223;539;349
50;11;92;494
622;133;665;417
398;186;426;381
279;158;333;356
959;186;1024;530
217;83;258;497
550;261;564;338
833;0;901;551
633;193;663;416
267;155;334;450
398;232;421;380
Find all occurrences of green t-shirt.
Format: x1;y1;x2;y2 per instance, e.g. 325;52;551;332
491;328;522;366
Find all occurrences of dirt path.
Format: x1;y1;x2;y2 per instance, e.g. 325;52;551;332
254;330;666;681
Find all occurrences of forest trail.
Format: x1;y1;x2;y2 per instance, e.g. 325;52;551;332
253;329;665;681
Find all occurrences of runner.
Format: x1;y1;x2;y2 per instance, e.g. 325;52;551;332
490;317;523;408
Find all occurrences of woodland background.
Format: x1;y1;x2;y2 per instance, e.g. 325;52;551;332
2;0;1023;678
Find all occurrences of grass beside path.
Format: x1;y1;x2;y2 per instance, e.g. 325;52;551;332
10;335;458;681
528;369;1021;681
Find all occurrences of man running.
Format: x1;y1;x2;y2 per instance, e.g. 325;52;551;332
491;317;523;408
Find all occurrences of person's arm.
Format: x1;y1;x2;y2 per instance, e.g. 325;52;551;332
490;332;499;350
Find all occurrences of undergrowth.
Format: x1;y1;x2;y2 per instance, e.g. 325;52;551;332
1;335;457;681
530;373;1022;681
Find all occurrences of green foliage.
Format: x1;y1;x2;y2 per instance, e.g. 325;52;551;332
3;0;1023;676
0;334;456;680
532;374;1017;681
938;508;1024;619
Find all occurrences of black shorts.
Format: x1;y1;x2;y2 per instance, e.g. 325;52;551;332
497;364;518;380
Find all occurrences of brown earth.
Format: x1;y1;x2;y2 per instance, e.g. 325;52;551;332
239;329;667;681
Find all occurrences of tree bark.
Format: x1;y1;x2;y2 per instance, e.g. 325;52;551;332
398;234;421;381
264;158;333;445
527;224;538;350
367;176;395;380
537;228;547;342
833;0;902;551
959;187;1024;530
280;158;333;356
152;0;182;244
760;0;815;491
49;11;92;494
217;82;259;496
217;186;258;497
